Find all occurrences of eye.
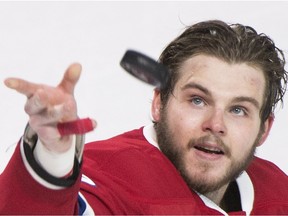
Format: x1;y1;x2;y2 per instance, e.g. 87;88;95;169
191;96;205;107
231;106;247;116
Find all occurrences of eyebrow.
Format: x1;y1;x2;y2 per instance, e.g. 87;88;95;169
181;82;260;109
181;83;212;96
231;96;260;109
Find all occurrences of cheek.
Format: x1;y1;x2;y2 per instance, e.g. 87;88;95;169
228;122;261;155
166;105;204;142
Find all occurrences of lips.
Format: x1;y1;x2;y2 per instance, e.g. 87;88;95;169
188;135;228;157
194;145;224;155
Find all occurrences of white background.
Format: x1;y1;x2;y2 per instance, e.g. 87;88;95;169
0;1;287;174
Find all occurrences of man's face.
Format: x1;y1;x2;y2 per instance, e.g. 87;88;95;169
153;55;272;194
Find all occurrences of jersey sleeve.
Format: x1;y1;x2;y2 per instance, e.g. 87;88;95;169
0;139;82;214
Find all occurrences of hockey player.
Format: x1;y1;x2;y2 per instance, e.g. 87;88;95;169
1;20;288;214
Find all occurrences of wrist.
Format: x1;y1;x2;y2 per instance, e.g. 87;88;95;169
22;123;84;187
34;137;76;178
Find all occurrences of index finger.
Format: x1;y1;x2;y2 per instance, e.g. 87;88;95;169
4;78;41;98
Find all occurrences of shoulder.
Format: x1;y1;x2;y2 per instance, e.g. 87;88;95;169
248;157;287;180
81;127;187;198
83;127;165;169
84;127;154;154
247;157;288;213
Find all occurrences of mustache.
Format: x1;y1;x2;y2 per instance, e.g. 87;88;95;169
187;135;231;157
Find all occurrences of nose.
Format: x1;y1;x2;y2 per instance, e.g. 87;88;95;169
202;109;227;136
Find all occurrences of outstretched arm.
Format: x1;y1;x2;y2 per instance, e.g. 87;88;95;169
0;63;96;214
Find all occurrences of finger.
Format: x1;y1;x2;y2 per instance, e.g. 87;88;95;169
24;89;49;115
29;104;65;128
57;118;97;136
4;78;40;98
58;63;82;94
28;97;78;128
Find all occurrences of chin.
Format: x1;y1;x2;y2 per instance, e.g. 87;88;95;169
182;161;247;194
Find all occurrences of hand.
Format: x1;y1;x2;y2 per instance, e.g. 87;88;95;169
4;63;96;153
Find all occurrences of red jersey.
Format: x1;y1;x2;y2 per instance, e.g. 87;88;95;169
0;127;288;214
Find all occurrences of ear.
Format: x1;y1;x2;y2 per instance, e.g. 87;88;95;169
256;114;274;147
151;89;162;122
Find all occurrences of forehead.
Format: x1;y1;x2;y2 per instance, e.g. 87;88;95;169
175;55;266;104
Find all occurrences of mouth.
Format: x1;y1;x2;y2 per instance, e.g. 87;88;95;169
194;145;224;155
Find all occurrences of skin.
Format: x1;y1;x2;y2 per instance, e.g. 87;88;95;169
152;55;274;205
4;63;96;153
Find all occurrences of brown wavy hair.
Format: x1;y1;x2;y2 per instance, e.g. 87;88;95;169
158;20;287;123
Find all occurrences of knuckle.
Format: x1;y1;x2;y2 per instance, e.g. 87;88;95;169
48;105;62;120
24;102;36;115
28;116;39;128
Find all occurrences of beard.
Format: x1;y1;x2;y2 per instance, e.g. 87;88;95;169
154;108;263;195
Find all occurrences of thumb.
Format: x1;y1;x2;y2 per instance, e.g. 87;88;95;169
59;63;82;94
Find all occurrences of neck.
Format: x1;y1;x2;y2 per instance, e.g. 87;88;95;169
203;184;229;206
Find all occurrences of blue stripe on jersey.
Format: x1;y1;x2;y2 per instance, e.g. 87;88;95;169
78;194;87;215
